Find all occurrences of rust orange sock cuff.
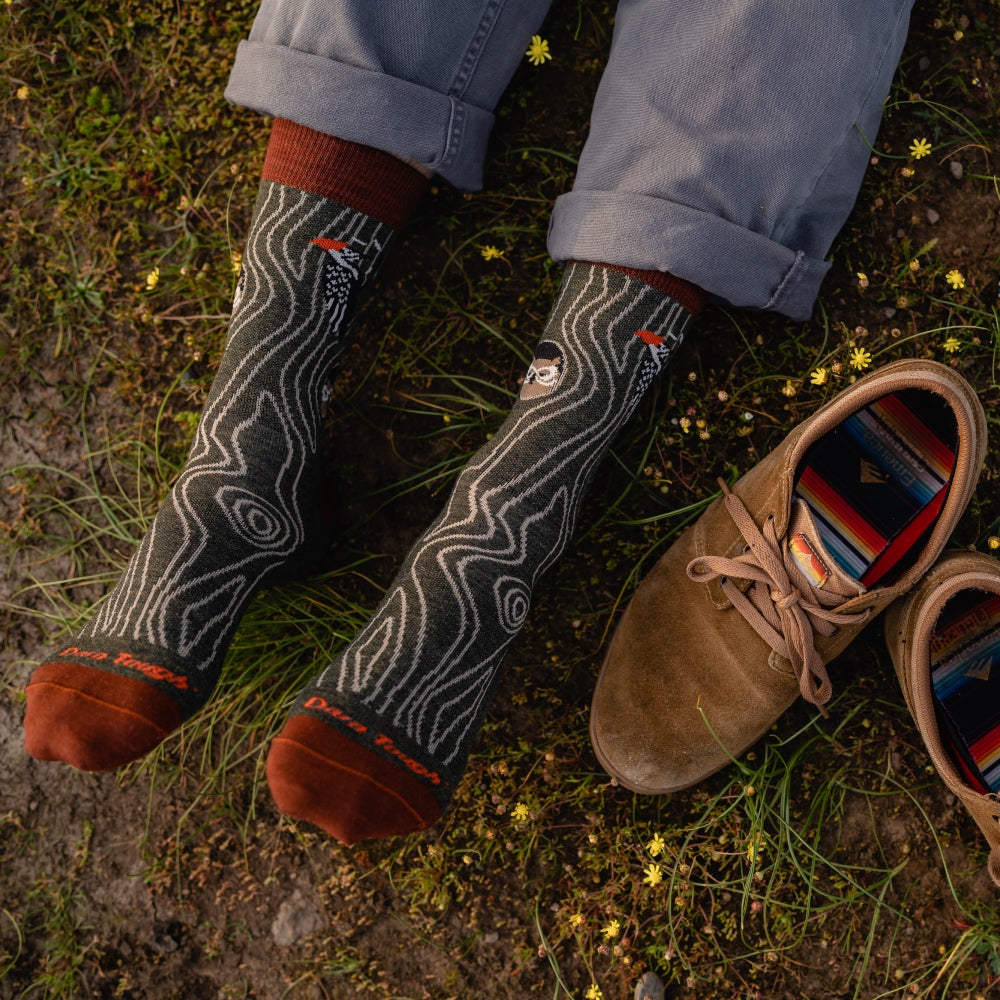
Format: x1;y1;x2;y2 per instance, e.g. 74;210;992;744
580;260;708;317
262;119;429;231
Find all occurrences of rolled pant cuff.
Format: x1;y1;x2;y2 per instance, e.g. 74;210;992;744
547;191;832;322
225;40;495;191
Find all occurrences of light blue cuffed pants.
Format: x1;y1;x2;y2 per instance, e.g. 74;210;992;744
225;0;915;320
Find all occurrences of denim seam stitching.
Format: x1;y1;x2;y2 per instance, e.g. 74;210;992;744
449;0;504;101
440;98;466;170
765;250;807;312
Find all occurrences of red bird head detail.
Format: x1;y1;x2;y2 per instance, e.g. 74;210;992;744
311;238;350;252
634;329;665;347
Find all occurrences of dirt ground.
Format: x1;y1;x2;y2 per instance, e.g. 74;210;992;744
3;2;1000;999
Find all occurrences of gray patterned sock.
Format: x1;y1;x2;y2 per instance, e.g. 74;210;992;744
267;261;695;843
24;179;396;770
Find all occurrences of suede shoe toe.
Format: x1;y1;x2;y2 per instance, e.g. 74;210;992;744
591;360;985;793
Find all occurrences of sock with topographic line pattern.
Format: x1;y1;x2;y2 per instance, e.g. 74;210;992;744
266;260;704;843
22;121;427;771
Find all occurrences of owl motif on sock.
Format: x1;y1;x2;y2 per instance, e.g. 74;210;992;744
519;340;564;400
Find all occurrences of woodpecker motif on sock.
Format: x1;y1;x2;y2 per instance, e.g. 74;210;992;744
630;327;684;411
267;261;694;843
310;236;381;324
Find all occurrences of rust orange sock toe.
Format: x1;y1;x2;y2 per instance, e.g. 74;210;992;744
266;716;441;845
23;662;183;771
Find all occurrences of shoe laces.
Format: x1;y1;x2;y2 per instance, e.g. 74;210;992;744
687;480;871;713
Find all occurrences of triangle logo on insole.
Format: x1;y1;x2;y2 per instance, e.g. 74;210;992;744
860;458;888;484
964;655;993;682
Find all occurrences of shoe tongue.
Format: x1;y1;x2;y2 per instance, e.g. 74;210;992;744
785;500;866;599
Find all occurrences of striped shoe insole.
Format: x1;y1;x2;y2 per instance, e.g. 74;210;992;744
930;590;1000;794
792;389;958;588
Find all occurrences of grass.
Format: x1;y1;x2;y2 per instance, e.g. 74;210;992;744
1;818;98;1000
3;0;1000;998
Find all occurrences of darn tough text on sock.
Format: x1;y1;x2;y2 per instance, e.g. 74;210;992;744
58;647;190;692
303;695;446;787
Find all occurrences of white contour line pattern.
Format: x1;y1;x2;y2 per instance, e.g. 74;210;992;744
81;182;393;683
314;262;691;767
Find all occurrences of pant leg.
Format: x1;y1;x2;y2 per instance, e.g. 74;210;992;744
547;0;916;320
225;0;553;191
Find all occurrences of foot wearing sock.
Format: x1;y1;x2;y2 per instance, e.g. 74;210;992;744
267;260;704;843
23;120;428;771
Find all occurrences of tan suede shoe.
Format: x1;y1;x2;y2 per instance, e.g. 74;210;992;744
591;360;985;793
885;550;1000;886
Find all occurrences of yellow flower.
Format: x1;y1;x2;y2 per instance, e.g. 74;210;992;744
945;269;966;289
988;536;1000;551
646;833;666;857
746;833;766;864
231;250;242;276
525;35;552;66
569;913;585;928
809;367;828;386
480;244;504;261
145;266;160;291
941;336;961;353
511;801;530;822
908;137;932;160
586;986;603;1000
16;84;30;101
856;272;869;289
849;347;872;370
643;863;663;887
780;380;797;397
600;918;620;939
